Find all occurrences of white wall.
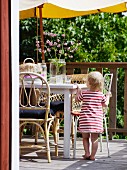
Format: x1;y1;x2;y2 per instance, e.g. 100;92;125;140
11;0;19;169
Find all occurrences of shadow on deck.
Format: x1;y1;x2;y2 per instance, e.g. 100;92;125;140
19;138;127;170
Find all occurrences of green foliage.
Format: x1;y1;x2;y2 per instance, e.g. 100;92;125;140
23;127;32;135
113;134;120;139
117;109;124;128
20;13;127;63
20;18;38;62
113;134;127;139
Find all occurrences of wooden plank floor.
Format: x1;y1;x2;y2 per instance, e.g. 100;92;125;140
20;137;127;170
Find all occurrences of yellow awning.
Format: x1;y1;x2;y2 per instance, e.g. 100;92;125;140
20;2;127;20
20;4;97;19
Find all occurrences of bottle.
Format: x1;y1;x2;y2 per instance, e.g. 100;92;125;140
41;60;47;81
37;63;42;74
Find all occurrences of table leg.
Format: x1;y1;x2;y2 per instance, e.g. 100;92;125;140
64;90;71;158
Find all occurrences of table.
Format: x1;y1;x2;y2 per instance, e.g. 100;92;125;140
48;83;87;158
50;84;78;158
23;81;86;158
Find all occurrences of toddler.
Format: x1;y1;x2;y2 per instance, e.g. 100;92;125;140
75;71;110;160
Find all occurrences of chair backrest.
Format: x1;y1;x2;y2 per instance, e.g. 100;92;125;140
19;72;50;119
70;74;88;84
70;74;88;111
103;73;113;95
103;73;113;115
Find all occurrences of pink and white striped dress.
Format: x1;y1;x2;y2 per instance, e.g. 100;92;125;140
77;90;107;133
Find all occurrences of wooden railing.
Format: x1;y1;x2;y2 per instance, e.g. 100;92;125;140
65;62;127;139
20;61;127;140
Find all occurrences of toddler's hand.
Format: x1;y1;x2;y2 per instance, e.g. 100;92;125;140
77;85;81;93
106;92;112;97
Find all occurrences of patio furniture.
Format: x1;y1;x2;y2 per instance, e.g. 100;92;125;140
20;77;87;158
46;83;87;158
71;73;113;158
19;72;58;163
100;73;113;157
50;74;88;146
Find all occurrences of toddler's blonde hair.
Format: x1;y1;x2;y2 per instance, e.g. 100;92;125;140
87;71;104;91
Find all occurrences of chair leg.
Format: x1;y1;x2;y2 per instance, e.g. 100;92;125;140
104;116;110;157
55;112;60;142
52;120;58;156
71;115;75;148
20;124;25;143
100;133;103;152
44;122;51;163
35;125;39;145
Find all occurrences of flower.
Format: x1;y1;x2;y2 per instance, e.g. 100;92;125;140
36;32;81;61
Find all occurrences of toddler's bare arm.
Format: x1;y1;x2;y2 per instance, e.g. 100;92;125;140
75;85;81;102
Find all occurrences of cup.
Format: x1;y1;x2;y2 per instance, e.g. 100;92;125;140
50;76;56;84
56;75;63;84
65;75;71;84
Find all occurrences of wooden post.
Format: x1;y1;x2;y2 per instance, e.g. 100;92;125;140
107;68;117;140
124;69;127;134
96;68;103;74
0;0;10;169
38;6;45;61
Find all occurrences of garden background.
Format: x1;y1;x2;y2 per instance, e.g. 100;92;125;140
20;13;127;138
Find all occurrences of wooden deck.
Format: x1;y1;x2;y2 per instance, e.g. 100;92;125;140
19;137;127;170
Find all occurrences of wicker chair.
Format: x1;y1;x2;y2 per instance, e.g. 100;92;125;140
19;72;58;163
70;74;87;84
70;74;88;145
31;74;87;148
99;73;113;157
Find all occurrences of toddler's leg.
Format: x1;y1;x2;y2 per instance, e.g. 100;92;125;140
82;133;90;158
90;133;99;160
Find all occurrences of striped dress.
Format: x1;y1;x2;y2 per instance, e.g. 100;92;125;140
77;90;107;133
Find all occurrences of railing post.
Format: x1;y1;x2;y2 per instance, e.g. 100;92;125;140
124;69;127;134
96;68;103;74
66;67;74;75
109;68;117;139
81;68;88;74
